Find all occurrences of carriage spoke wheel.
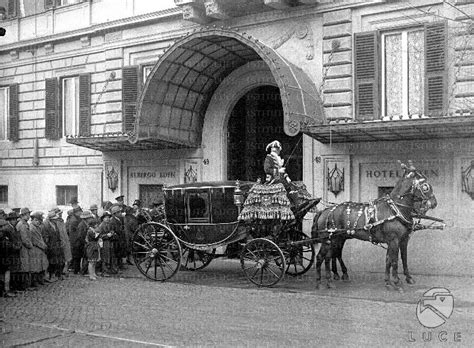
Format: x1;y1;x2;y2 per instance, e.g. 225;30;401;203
279;230;315;276
181;247;215;271
240;238;286;287
132;222;182;281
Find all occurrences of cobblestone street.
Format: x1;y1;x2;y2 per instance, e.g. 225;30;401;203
1;259;473;347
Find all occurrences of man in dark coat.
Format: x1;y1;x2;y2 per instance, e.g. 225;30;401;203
1;210;20;297
109;205;125;270
68;207;83;274
43;210;66;280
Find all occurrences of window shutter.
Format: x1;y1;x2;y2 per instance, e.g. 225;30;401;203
425;22;447;117
7;0;17;18
45;78;61;140
122;66;139;133
79;73;91;136
8;83;19;142
354;31;380;121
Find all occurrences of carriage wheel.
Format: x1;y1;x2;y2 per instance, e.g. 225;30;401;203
279;230;315;276
181;247;215;271
131;222;182;281
240;238;286;287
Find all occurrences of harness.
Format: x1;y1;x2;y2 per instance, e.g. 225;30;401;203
324;196;414;245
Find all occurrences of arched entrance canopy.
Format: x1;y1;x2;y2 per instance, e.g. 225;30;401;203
130;27;324;148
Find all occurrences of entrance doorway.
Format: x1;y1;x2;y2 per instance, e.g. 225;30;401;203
227;86;303;182
139;184;164;209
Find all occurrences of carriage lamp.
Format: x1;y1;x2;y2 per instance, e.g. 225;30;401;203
233;180;244;206
461;160;474;199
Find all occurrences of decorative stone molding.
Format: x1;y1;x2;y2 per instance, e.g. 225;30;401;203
80;35;90;47
9;50;18;59
182;4;209;24
204;0;229;20
44;43;54;54
267;21;314;60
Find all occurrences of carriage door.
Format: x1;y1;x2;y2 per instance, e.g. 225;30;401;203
227;86;303;182
139;184;164;209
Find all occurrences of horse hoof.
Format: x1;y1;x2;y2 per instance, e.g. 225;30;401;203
385;283;395;291
327;282;336;289
342;273;349;281
406;277;416;285
333;274;340;281
315;282;321;290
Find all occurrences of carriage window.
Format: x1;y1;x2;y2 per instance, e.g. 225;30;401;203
211;188;239;223
188;192;209;221
378;186;394;198
165;190;185;223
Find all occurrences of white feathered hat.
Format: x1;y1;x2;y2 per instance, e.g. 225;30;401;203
266;140;282;152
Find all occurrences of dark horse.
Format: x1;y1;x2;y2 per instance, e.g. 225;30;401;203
311;162;438;290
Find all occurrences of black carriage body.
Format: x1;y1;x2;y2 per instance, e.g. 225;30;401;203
163;181;253;250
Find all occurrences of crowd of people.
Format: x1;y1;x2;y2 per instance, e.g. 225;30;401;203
0;195;165;298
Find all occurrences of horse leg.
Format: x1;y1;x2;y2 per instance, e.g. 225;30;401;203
385;249;392;289
338;239;349;281
315;243;326;290
387;239;402;290
331;246;340;280
325;244;335;289
399;235;415;284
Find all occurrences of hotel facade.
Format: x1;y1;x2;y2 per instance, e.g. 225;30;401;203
0;0;473;275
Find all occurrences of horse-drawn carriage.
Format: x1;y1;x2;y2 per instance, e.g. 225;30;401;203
131;161;443;289
131;180;319;287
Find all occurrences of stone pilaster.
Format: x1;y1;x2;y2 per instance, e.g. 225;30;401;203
322;9;353;121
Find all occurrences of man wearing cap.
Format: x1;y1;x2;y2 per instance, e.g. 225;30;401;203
109;205;126;270
53;208;71;276
43;209;66;281
16;208;34;290
29;211;49;286
69;196;80;208
69;206;83;274
90;204;99;220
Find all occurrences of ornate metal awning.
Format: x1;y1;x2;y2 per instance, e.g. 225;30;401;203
130;27;324;147
305;115;474;143
66;133;188;151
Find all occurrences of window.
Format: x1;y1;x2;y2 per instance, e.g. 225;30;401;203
354;22;446;120
0;186;8;204
382;28;425;118
0;87;8;141
45;0;85;9
56;185;78;206
62;76;80;137
142;65;154;85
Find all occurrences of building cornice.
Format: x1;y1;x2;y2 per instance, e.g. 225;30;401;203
0;7;182;54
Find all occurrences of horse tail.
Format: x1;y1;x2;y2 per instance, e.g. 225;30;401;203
311;209;325;241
